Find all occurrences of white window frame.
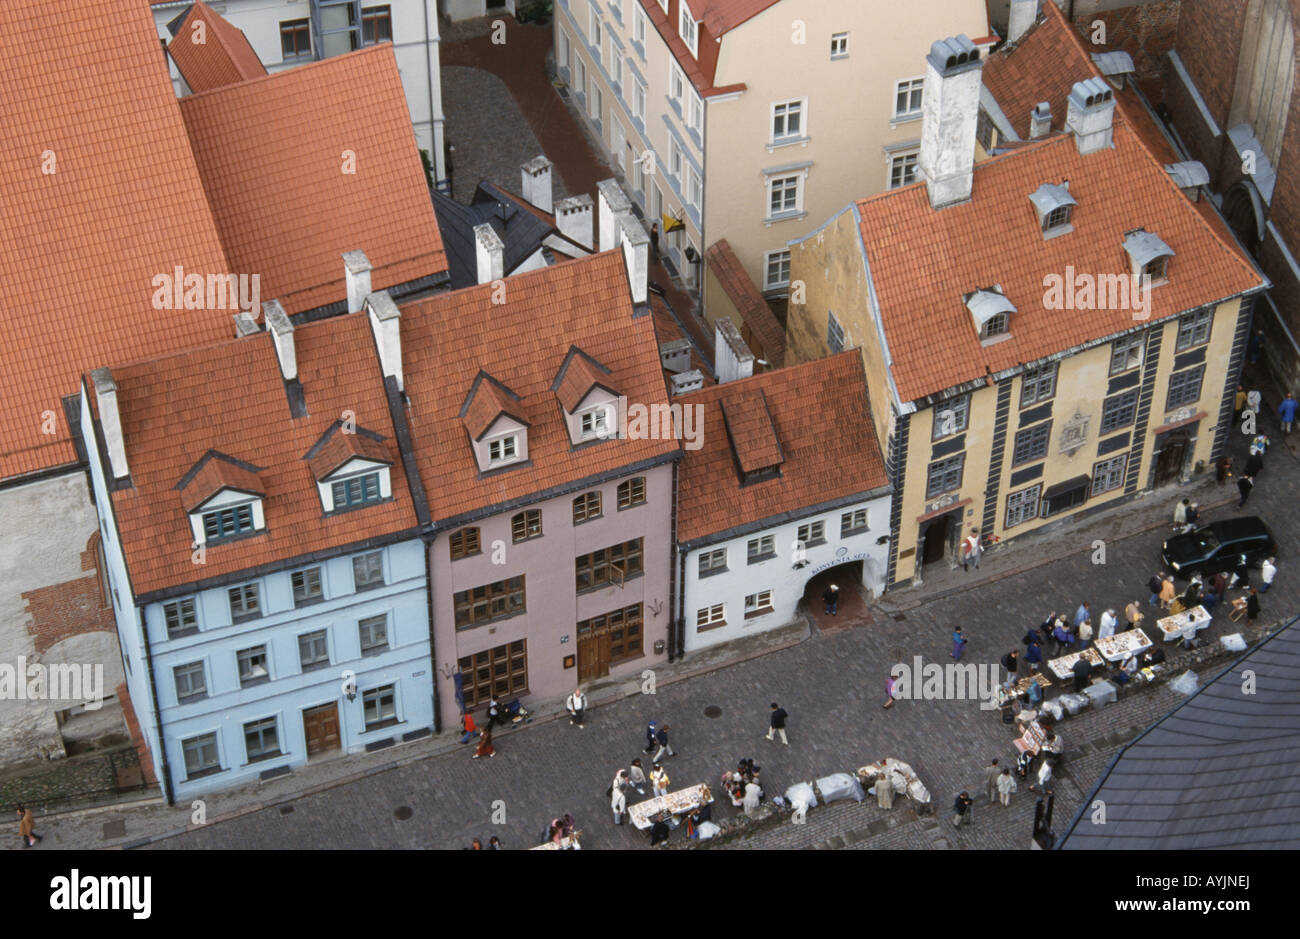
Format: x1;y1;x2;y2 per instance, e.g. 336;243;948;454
488;434;520;466
767;174;803;219
1005;483;1042;529
744;590;774;618
764;249;791;290
575;57;587;99
669;137;683;179
698;547;728;576
893;77;924;120
590;5;602;48
841;508;869;536
633;78;647;122
687;165;702;210
670;59;685;107
679;0;698;57
1110;334;1144;375
696;603;726;629
831;32;849;59
559;30;570;69
888;148;920;189
688;89;704;136
747;534;776;563
611;45;623;89
580;407;610;439
634;6;647;48
797;520;826;546
657;0;668;12
1091;454;1128;496
771;98;806;144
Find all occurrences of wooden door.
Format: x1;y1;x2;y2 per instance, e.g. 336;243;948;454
922;515;952;565
1156;439;1187;486
303;703;341;757
577;631;611;682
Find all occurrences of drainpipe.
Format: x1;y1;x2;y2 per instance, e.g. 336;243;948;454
670;460;684;660
139;607;175;805
423;0;441;187
424;535;441;733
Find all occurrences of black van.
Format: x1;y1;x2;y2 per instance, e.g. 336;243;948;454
1161;516;1277;579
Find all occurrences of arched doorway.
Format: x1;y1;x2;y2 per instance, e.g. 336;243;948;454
801;560;868;629
1222;180;1264;257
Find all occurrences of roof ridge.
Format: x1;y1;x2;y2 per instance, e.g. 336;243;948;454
180;41;393;103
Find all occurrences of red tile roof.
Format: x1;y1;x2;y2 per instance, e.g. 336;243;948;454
704;239;785;367
462;373;529;441
639;0;777;96
555;348;619;412
177;44;447;316
719;389;783;474
852;124;1264;405
0;0;234;481
89;314;418;596
181;453;264;512
398;251;680;522
677;352;888;543
306;428;394;481
167;1;267;93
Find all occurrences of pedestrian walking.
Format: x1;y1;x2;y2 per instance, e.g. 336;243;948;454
612;768;631;794
997;768;1018;807
1077;617;1094;650
649;221;660;261
883;673;897;709
652;724;675;761
486;697;505;730
1202;587;1219;615
1001;649;1020;680
472;725;495;759
1261;557;1277;593
951;626;968;661
643;720;658;753
628;758;648;794
1249;327;1265;364
459;711;481;744
1280;392;1299;433
961;528;982;571
1159;576;1177;610
1238;474;1255;508
1073;602;1090;628
1245;449;1264;478
823;583;840;615
566;687;588;727
1051;619;1074;656
983;758;1002;804
1124;601;1143;632
1148;573;1164;607
1247;587;1261;626
17;806;41;848
766;702;789;745
611;782;627;825
1029;757;1053;794
470;838;483;850
1234;384;1247;424
1173;498;1191;528
650;762;670;797
951;791;973;828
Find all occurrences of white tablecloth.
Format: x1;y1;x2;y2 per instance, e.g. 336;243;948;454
1047;648;1105;679
628;783;713;830
1155;606;1212;641
1094;628;1153;662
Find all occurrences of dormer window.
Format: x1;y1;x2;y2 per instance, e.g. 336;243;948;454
679;0;698;57
982;312;1010;338
1044;205;1073;230
965;287;1016;344
553;346;621;446
305;422;394;514
331;471;381;508
580;407;610;440
489;434;519;465
1143;256;1168;282
1029;183;1077;239
1122;228;1174;286
180;451;266;547
462;371;530;472
203;504;255;540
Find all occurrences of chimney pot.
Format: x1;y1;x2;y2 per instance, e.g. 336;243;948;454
90;367;129;480
343;250;373;314
597;179;632;251
365;291;404;392
264;300;297;381
520;156;554;214
473;223;505;285
555;194;595;251
1029;101;1052;138
1066;77;1116;155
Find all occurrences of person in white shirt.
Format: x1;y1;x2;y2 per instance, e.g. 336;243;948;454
997;768;1018;806
1261;557;1277;593
1098;609;1117;640
566;687;587;728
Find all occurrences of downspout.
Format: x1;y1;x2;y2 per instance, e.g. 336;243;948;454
671;460;685;661
425;535;441;733
423;0;439;186
139;607;175;805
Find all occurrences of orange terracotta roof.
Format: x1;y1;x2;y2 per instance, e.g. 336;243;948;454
177;43;447;316
306;427;394;481
90;314;418;596
168;1;267;93
649;295;715;385
555;347;619;412
640;0;777;96
462;373;530;442
0;0;234;481
704;239;785;366
181;453;265;512
677;352;888;543
719;389;783;474
852;124;1264;405
398;251;679;523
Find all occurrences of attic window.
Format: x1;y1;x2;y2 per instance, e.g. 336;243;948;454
1029;183;1077;239
1144;256;1169;282
1122;229;1174;285
982;313;1010;338
965;287;1016;343
203;504;255;541
331;472;381;508
1044;205;1073;230
679;0;698;57
489;435;519;465
580;407;610;440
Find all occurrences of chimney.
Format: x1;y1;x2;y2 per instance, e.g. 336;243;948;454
263;300;296;381
659;338;692;373
520;155;554;214
616;209;649;305
918;35;984;210
365;291;404;391
597;179;632;251
90;368;129;480
1029;101;1052;138
233;311;260;337
1066;77;1115;155
473;223;504;285
715;318;755;383
555;194;595;251
671;370;704;395
343;250;373;314
1007;0;1038;44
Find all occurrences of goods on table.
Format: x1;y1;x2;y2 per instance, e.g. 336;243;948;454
816;773;865;804
857;758;931;806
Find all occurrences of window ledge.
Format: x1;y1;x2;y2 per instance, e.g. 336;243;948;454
801;538;828;549
455;608;528;632
767;136;810;153
573;514;605;525
747;552;777;565
512;533;544;545
300;660;332;673
451;551;483;562
353;580;387;593
616;501;647;512
239;676;271;688
184;766;225;781
245;751;285;766
293;595;325;609
890;112;923;127
764;211;807;226
698;566;729;579
362;718;402;734
176;693;207;704
167;627;199;641
980;333;1013;347
576;570;645;596
696;620;728;632
841;527;869;539
230;613;262;625
744;608;774;620
361;645;391;658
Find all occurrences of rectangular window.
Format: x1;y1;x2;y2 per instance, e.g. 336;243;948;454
1005;484;1042;529
459;640;528;709
182;733;220;779
1100;388;1140;434
976;107;996;151
331;472;381;508
894;78;924;118
827;311;845;353
450;527;481;559
173;662;206;701
696;603;726;630
590;6;602;47
768;175;800;216
1091;454;1128;496
634;6;647;47
573;491;603;523
244;717;281;762
617;477;646;509
164;598;198;638
577;603;644;663
1166;365;1206;410
298;630;330;671
512;510;542;543
280;19;311;60
765;250;791;290
932;395;970;439
363;685;397;731
576;58;586;98
358;614;390;656
1012;421;1052;466
744;590;774;618
679;0;698;56
772;100;803;142
361;5;391;45
926;454;964;498
1019;362;1058;407
1110;334;1144;375
633;79;647;121
581;408;609;438
318;0;361;57
576;539;644;591
841;508;869;536
353;551;384;590
688;90;704;135
669;138;683;178
559;31;570;69
748;535;776;563
687;166;702;210
831;32;849;59
888;150;919;189
292;567;323;606
698;548;727;576
454;576;527;629
1041;481;1088;518
797;520;826;547
592;84;603;122
1175;308;1213;351
611;48;624;89
237;645;269;687
670;61;685;106
203;504;254;541
228;583;260;622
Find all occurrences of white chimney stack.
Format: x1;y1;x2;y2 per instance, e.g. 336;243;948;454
919;35;984;210
714;318;755;384
597;179;632;251
1007;0;1039;44
343;250;373;314
616;209;649;305
90;367;129;480
365;291;404;391
520;156;554;214
1029;101;1052;138
556;194;595;251
264;300;297;381
473;223;504;285
1066;77;1116;155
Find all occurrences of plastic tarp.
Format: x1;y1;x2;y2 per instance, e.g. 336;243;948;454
696;821;721;840
816;773;865;804
858;759;931;805
1220;633;1248;652
784;781;817;810
1169;670;1200;696
1059;693;1089;715
1040;699;1065;721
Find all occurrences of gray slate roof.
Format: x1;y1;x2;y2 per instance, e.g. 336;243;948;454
1059;617;1300;849
431;181;556;289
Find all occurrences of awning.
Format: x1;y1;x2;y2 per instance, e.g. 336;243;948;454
1043;475;1091;499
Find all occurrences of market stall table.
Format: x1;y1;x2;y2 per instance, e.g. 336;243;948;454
1011;674;1052;696
1094;628;1153;662
1014;719;1048;756
1046;648;1104;680
531;833;582;850
1155;606;1212;642
628;783;713;831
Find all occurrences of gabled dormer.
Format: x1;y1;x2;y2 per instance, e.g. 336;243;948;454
305;421;395;513
553;345;621;446
178;451;267;546
720;388;784;485
1122;228;1175;285
1028;181;1077;239
964;285;1016;345
461;370;530;472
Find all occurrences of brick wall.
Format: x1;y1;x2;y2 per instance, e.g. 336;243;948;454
115;682;158;786
1070;0;1184;85
21;534;114;655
